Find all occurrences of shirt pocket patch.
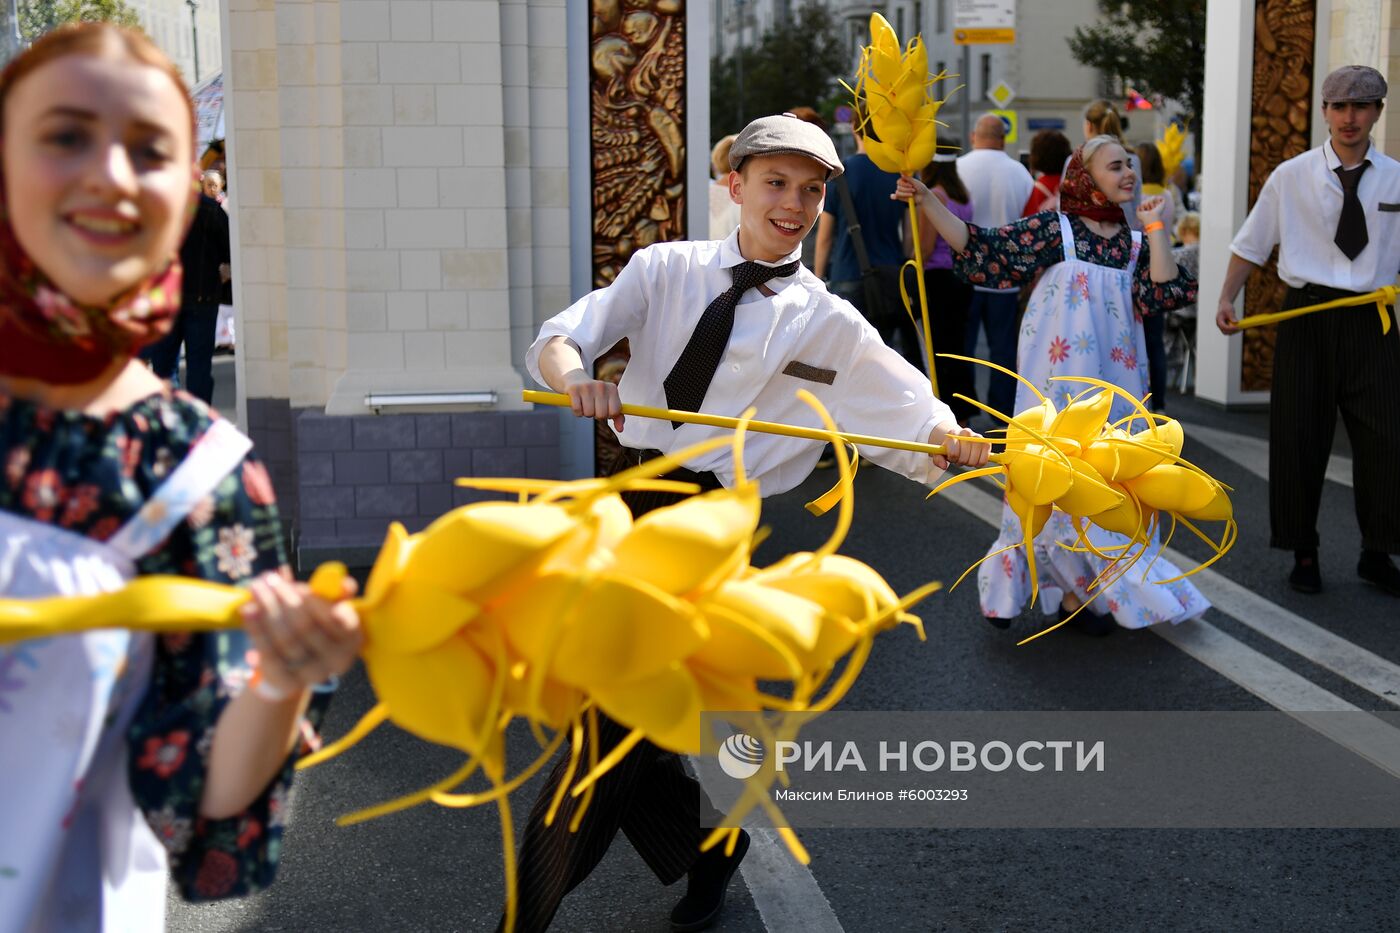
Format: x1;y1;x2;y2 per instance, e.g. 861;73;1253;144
782;361;837;385
1378;202;1400;212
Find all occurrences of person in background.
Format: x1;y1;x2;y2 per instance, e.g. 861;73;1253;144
708;134;740;240
1134;142;1171;411
814;114;922;369
956;113;1034;421
1022;130;1073;216
911;151;978;423
1173;211;1200;282
148;188;230;404
202;169;227;208
1083;99;1142;228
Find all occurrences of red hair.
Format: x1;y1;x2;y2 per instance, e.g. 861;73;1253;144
0;21;194;144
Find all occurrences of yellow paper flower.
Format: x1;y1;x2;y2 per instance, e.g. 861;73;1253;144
927;355;1236;642
1157;123;1186;181
847;13;946;175
0;394;938;933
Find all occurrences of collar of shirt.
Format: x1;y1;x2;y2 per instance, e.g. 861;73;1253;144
718;228;804;272
1323;137;1375;175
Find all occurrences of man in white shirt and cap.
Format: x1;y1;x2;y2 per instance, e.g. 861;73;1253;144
1217;65;1400;598
509;113;988;932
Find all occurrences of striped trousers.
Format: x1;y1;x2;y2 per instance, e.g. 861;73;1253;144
1269;285;1400;553
501;453;724;932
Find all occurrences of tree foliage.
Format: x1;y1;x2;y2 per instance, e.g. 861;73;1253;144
1067;1;1206;148
20;0;143;43
711;1;850;138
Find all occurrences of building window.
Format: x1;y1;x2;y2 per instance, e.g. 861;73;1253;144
936;60;945;78
895;5;904;37
981;53;991;99
914;1;923;37
936;0;945;34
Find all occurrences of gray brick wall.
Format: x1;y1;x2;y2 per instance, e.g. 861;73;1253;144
246;398;295;555
295;409;561;568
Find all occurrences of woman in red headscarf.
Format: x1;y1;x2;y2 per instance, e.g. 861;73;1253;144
0;23;361;931
894;135;1209;637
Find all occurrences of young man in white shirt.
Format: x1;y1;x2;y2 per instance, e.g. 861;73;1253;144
956;113;1034;422
1217;65;1400;597
513;113;988;933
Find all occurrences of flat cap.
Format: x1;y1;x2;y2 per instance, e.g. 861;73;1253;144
729;112;844;179
1321;65;1388;103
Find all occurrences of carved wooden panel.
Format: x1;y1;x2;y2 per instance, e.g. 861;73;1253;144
1242;0;1315;392
589;0;689;475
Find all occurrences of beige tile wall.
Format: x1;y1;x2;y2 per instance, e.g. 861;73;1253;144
226;0;569;415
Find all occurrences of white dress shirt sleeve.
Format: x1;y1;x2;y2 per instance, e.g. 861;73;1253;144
830;324;955;485
1230;171;1283;266
525;248;654;388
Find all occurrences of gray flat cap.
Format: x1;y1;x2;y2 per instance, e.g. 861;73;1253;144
729;112;844;179
1321;65;1387;102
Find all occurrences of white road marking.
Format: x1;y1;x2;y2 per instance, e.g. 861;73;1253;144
1163;552;1400;707
1179;419;1353;488
737;826;846;933
936;480;1400;779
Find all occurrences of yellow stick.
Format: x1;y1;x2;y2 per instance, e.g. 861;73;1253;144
521;390;965;457
1233;285;1395;335
903;194;940;397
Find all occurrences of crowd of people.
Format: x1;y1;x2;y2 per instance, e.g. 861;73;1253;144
2;15;1398;933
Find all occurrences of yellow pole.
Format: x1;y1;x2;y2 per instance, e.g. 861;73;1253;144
1233;285;1395;334
904;193;940;396
521;390;954;456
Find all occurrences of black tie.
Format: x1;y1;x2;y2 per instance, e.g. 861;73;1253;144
663;260;800;424
1334;162;1371;260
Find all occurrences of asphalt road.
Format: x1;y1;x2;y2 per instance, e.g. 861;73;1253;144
169;388;1400;933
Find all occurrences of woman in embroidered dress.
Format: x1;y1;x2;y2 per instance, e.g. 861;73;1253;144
894;136;1211;635
0;24;362;932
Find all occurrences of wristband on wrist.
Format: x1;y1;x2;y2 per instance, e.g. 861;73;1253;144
244;650;293;702
1143;221;1165;234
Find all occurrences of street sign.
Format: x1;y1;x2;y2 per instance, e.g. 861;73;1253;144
954;0;1015;44
986;80;1015;108
990;109;1018;145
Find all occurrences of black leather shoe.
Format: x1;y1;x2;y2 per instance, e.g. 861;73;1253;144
1062;604;1116;636
670;830;750;933
1289;552;1322;594
984;614;1011;630
1358;550;1400;597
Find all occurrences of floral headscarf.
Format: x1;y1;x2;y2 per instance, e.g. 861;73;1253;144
1057;146;1127;224
0;164;197;385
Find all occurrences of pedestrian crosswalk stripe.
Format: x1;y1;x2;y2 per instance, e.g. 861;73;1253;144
1180;419;1353;489
936;480;1400;779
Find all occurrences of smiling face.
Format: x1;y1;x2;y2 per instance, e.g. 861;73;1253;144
1085;141;1136;205
2;47;194;307
728;153;826;262
1323;99;1382;152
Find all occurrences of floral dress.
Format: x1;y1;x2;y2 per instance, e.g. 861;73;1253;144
954;211;1212;628
0;390;317;932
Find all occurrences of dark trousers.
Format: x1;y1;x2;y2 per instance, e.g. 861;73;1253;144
917;266;978;424
831;266;924;371
1269;285;1400;553
1142;310;1168;411
965;289;1020;420
149;301;218;404
504;454;723;932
